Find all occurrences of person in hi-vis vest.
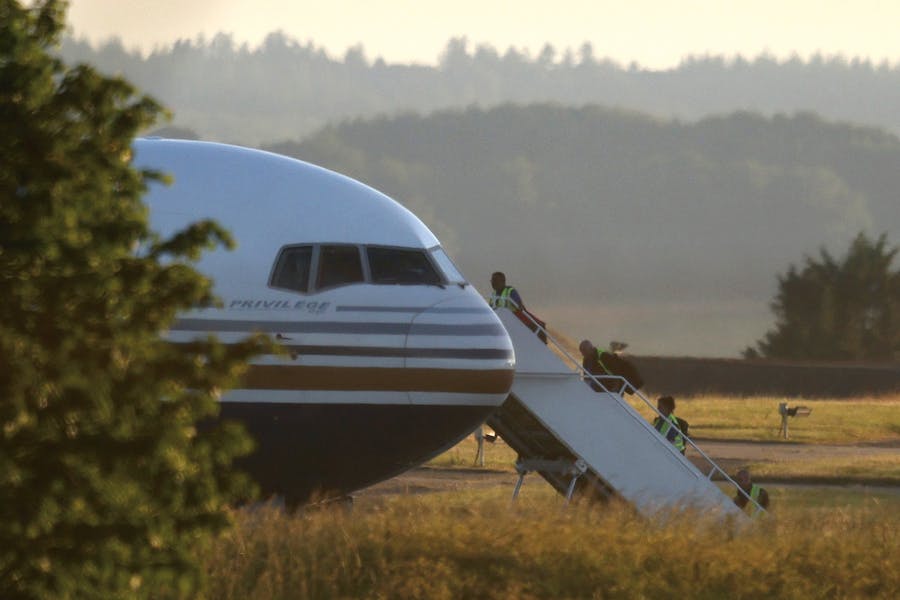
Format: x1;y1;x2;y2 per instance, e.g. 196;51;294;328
733;469;769;516
579;339;644;394
489;271;551;344
653;395;687;454
488;271;523;312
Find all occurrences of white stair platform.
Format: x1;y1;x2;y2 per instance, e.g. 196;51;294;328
494;309;743;516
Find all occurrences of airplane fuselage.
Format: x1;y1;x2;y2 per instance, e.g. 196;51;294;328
136;139;515;503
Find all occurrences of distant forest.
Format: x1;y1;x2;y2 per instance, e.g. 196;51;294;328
59;35;900;356
266;106;900;356
61;34;900;144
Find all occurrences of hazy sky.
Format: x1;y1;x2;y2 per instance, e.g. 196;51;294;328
67;0;900;69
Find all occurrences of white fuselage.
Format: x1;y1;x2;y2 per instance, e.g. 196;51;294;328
135;139;515;502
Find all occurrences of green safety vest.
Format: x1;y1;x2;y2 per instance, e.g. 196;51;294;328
489;286;519;310
595;348;612;375
656;414;686;452
747;484;764;517
593;348;626;393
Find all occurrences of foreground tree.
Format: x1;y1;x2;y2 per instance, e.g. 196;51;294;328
0;1;268;597
745;232;900;361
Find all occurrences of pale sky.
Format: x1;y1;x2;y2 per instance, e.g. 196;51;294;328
66;0;900;69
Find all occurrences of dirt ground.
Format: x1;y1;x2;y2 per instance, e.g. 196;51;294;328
693;439;899;461
686;438;900;480
354;467;519;500
354;438;900;501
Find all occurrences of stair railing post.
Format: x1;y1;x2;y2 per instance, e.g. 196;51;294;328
564;459;588;504
512;460;528;501
511;473;526;501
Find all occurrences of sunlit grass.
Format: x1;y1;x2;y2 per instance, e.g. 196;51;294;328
768;484;900;510
626;394;900;444
211;394;900;598
748;455;900;484
428;395;900;494
207;489;900;599
427;433;517;471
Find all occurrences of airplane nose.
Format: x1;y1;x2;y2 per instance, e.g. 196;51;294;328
404;294;515;407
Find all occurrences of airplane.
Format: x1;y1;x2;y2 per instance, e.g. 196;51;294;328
135;138;516;506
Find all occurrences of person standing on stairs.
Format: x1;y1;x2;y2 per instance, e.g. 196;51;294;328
653;395;687;455
488;271;524;312
488;271;548;342
733;469;769;516
579;339;643;394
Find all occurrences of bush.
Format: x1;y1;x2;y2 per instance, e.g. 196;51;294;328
0;2;268;597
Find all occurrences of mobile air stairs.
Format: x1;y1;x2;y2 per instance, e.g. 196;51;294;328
487;308;764;517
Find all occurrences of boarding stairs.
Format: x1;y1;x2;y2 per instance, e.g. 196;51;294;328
487;308;765;517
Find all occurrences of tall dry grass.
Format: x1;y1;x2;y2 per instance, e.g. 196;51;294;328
205;490;900;599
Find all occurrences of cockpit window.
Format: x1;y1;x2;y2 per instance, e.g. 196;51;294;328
430;247;467;283
367;247;442;285
270;245;313;292
316;245;364;290
271;243;459;294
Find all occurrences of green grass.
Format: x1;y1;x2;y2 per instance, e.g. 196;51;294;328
206;489;900;599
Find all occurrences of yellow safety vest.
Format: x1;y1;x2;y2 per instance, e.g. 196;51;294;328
595;348;611;374
746;484;764;517
656;414;686;453
489;286;519;310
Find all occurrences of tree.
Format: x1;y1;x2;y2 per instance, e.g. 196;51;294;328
745;232;900;361
0;2;269;597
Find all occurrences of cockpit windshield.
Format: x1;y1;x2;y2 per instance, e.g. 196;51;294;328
368;246;442;285
316;245;364;290
430;247;467;284
270;243;466;293
270;245;312;292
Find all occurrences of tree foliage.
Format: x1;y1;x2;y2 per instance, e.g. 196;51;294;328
0;1;268;597
745;233;900;361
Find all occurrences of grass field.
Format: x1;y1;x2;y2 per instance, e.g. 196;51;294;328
428;393;900;478
206;487;900;599
430;430;900;487
626;394;900;444
203;392;900;598
427;433;518;471
747;455;900;485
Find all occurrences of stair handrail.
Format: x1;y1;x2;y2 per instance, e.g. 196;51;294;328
495;305;767;516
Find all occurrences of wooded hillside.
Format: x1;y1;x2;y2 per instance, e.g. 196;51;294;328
266;106;900;356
